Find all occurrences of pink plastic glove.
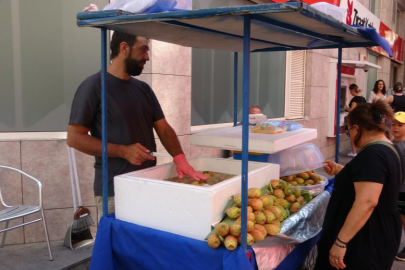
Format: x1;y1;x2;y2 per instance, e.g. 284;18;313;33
83;4;99;12
173;154;208;181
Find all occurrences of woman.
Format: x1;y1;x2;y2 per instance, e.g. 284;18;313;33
344;84;366;157
314;100;402;270
386;82;405;112
368;80;387;103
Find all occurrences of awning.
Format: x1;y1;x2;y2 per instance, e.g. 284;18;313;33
330;59;381;70
76;2;392;55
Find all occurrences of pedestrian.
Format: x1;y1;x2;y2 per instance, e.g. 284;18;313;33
368;79;387;103
67;32;206;220
314;100;402;270
344;84;366;157
386;82;405;112
391;111;405;261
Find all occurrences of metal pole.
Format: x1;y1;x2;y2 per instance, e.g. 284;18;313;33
240;15;251;253
101;28;109;216
335;47;343;164
234;52;238;126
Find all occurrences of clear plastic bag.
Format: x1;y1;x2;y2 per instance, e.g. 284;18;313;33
250;121;286;134
259;120;303;131
104;0;158;13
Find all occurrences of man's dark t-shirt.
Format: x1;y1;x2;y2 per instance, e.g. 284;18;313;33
69;72;165;196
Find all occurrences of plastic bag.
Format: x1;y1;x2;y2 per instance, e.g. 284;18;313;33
103;0;158;13
251;121;286;134
259;120;303;131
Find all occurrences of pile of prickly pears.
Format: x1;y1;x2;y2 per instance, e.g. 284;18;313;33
207;179;313;250
280;170;325;186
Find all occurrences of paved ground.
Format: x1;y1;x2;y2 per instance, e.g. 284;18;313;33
0;240;93;270
0;150;404;270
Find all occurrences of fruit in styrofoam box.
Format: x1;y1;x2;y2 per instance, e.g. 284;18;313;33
278;180;287;190
247;206;253;213
290;202;301;213
229;223;241;237
284;185;294;195
294;188;301;197
275;198;290;209
268;219;280;227
259;195;273;207
275;204;288;220
247;220;255;232
233;194;241;207
224;235;238;251
250;229;266;242
248;198;264;211
302;192;313;203
273;189;285;199
262;210;276;223
236;211;255;222
254;224;268;237
260;185;271;196
248;187;262;198
285;194;296;203
295;178;304;185
297;172;309;180
290;181;298;186
269;195;277;202
254;211;266;225
207;234;221;249
215;223;230;237
296;196;306;205
270;179;280;189
226;207;241;219
305;179;314;185
266;206;283;221
238;233;255;246
264;224;281;236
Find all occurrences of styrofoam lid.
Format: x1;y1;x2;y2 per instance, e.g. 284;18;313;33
267;143;324;176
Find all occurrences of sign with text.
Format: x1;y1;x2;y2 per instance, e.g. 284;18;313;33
339;0;380;29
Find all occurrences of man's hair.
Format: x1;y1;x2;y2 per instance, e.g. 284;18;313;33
110;32;138;60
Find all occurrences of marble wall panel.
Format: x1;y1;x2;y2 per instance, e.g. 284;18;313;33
137;73;152;86
152;74;191;136
151;40;191;76
21;140;72;209
155;135;191;165
305;51;313;86
23;207;97;242
0;142;24;245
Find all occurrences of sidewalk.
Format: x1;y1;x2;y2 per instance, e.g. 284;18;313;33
0;240;93;270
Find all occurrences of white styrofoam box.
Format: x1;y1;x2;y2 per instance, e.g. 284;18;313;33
191;126;317;154
115;157;279;240
311;2;347;23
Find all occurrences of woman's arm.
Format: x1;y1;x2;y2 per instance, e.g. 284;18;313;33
344;102;357;112
385;95;393;104
323;160;344;176
368;91;374;103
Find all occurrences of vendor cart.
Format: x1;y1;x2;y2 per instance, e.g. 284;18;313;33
76;2;392;269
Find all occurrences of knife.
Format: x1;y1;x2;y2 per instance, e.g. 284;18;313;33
149;152;171;157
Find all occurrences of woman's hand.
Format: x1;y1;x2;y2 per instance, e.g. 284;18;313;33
323;160;342;176
329;243;347;269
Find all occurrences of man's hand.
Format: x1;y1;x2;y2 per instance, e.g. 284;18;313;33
123;143;155;165
173;154;208;181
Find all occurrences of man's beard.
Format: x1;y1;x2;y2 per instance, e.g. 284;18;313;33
124;56;145;76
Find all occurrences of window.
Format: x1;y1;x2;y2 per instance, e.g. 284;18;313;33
0;0;109;132
191;50;286;126
366;52;378;100
370;0;380;16
392;0;397;23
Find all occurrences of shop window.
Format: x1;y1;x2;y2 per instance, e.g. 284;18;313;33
191;50;287;126
366;52;378;100
370;0;380;17
392;0;397;23
0;0;109;132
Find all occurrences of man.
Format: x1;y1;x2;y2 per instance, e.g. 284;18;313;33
67;32;206;219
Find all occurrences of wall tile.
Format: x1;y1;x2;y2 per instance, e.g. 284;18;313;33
137;73;152;86
24;207;97;242
151;40;191;76
21;140;94;210
0;142;24;245
305;52;313;86
152;74;191;136
155;135;191;165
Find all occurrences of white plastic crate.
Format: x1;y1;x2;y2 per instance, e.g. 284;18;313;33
114;157;279;240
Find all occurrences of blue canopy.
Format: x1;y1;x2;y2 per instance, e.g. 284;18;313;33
77;2;392;56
